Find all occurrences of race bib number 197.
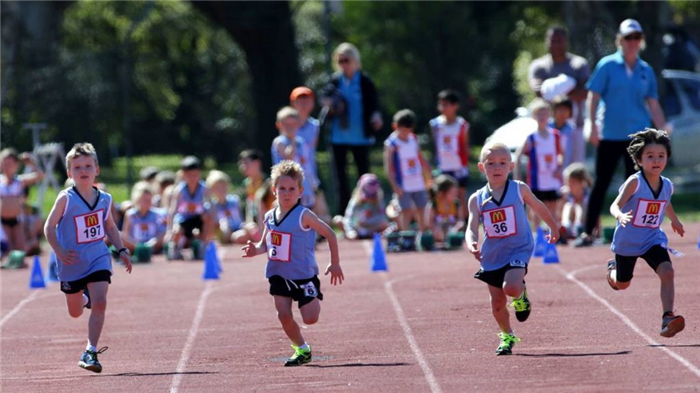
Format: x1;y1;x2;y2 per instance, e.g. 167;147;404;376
74;209;106;244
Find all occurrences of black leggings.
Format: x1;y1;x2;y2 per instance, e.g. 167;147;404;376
584;140;636;235
332;144;371;212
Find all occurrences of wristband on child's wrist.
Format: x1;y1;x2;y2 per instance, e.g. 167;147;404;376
118;247;129;256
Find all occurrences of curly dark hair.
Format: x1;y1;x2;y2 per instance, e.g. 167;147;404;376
626;128;671;171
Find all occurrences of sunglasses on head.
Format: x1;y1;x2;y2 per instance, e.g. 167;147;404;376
624;33;643;41
337;57;350;64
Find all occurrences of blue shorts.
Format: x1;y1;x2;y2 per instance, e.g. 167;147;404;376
397;190;429;210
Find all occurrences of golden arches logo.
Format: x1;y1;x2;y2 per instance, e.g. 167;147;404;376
84;213;99;228
646;203;661;214
490;210;506;223
271;232;282;246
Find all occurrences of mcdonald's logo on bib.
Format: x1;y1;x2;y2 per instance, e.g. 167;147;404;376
646;202;661;214
271;232;283;246
84;213;99;228
490;210;506;223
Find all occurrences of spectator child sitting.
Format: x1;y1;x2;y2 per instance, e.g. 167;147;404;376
122;183;166;254
333;174;388;240
427;174;465;244
166;156;211;259
560;163;592;239
207;170;259;244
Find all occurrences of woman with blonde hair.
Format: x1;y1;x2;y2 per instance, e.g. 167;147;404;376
321;42;383;212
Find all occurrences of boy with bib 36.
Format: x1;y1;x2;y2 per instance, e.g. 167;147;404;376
242;160;344;366
607;129;685;338
44;143;133;373
466;143;559;355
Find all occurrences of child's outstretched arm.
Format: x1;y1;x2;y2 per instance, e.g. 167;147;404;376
519;182;560;243
665;201;685;237
465;193;481;261
242;224;269;258
105;203;133;273
44;193;78;266
610;177;638;228
302;209;344;285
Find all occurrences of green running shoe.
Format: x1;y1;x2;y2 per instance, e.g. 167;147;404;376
78;346;108;373
496;332;520;356
284;345;312;367
510;286;531;322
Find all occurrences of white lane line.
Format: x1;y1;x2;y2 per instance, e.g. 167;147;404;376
362;241;443;393
169;281;215;393
557;264;700;378
0;291;40;329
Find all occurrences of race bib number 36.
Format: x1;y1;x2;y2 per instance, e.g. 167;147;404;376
74;209;106;244
267;230;292;262
633;199;666;229
482;206;517;238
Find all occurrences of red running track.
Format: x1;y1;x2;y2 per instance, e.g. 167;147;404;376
2;222;700;392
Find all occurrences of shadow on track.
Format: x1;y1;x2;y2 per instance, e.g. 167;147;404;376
306;362;411;368
515;351;631;358
100;371;217;377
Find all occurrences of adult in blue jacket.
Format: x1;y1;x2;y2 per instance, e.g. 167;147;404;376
322;43;383;213
574;19;672;247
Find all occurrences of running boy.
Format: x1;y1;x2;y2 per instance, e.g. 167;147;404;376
241;160;343;366
166;156;211;260
384;109;431;232
271;106;316;209
466;142;559;355
44;143;133;373
430;89;470;219
607;129;685;338
515;98;563;230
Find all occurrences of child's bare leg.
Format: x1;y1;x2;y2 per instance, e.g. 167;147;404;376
65;292;85;318
274;296;305;346
656;262;675;313
459;187;468;221
399;210;413;231
414;207;427;232
86;281;109;348
7;223;26;252
503;268;526;298
487;285;512;333
299;298;321;326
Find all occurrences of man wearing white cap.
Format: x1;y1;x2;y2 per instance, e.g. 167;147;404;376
574;19;672;248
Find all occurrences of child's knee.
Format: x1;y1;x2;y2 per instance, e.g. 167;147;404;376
656;263;674;282
302;314;319;325
503;283;523;298
277;310;294;323
90;298;107;312
68;308;83;318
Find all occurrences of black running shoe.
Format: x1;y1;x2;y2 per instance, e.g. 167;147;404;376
660;312;685;338
78;347;108;373
284;345;312;366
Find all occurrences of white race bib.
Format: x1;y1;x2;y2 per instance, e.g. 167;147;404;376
267;230;292;262
300;281;318;297
438;135;462;169
482;206;517;238
133;222;156;242
632;199;666;229
74;209;106;244
177;201;204;215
